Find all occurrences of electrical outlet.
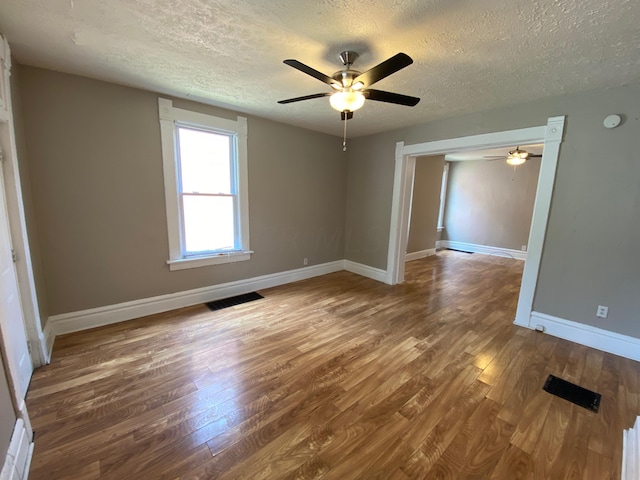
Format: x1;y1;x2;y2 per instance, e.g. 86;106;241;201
303;258;308;266
596;305;608;319
521;245;527;251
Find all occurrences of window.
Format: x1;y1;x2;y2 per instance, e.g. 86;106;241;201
158;98;251;270
437;162;449;230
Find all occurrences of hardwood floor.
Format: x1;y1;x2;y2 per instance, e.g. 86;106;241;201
26;251;640;479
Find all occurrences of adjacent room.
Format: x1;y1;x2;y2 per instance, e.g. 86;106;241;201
406;145;541;263
0;1;639;478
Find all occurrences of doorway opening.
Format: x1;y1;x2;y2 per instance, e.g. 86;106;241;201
386;117;565;327
407;144;543;262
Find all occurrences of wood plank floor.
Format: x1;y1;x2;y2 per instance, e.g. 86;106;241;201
26;251;640;479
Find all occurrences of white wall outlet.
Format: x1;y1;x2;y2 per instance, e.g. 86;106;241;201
303;258;308;266
596;305;608;318
521;245;527;251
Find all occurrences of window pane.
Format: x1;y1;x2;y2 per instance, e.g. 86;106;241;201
182;195;235;253
178;127;232;194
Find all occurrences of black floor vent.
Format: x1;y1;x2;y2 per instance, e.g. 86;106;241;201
543;374;601;413
205;292;264;311
446;248;474;254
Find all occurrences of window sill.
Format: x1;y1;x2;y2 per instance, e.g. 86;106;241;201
167;251;253;271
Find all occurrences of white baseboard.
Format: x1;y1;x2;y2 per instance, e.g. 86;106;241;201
513;317;529;328
33;329;49;367
343;260;387;283
1;418;33;480
47;261;345;339
405;248;436;262
529;311;640;362
42;321;54;363
436;240;527;261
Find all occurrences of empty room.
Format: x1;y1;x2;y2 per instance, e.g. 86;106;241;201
0;1;639;479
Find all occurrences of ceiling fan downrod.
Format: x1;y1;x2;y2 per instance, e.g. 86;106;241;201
339;51;359;68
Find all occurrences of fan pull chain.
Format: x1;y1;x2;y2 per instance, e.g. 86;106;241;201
342;114;348;151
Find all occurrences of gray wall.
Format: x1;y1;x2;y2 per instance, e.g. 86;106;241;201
443;158;540;251
344;130;396;265
13;64;640;339
407;156;444;254
0;353;16;462
16;66;347;317
345;82;640;338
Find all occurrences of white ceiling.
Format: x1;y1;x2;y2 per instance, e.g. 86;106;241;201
1;0;639;138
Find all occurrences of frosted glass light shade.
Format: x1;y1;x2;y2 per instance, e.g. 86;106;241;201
330;91;365;112
506;155;527;166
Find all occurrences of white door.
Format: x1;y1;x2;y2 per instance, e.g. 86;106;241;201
0;147;32;400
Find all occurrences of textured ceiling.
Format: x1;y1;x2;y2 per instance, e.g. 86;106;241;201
1;0;639;137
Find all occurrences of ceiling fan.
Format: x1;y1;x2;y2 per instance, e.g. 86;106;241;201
484;147;542;166
278;51;420;121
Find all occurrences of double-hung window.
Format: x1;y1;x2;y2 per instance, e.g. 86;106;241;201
158;98;251;270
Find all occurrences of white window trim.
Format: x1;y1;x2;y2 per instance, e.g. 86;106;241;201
158;98;251;270
437;162;449;231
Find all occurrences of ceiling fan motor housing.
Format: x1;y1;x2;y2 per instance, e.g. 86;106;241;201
334;51;364;88
332;69;362;88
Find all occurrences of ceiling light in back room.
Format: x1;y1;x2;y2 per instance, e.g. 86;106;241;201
506;147;529;166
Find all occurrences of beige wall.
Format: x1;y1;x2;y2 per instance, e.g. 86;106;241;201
0;353;16;461
407;156;444;254
345;82;640;338
443;158;540;251
16;66;347;317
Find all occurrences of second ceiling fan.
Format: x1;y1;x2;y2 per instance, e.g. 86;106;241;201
484;147;542;166
278;51;420;120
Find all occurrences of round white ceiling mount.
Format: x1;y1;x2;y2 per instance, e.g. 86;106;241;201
603;114;621;129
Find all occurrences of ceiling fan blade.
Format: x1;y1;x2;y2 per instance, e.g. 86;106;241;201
364;89;420;106
353;53;413;87
483;156;505;159
278;93;331;104
528;154;543;158
283;59;339;87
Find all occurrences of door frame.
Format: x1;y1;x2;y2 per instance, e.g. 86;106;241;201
386;116;565;327
0;35;47;367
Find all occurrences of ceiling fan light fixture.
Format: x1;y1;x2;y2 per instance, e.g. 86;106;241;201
330;90;365;112
506;155;527;166
506;147;528;165
352;81;364;90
